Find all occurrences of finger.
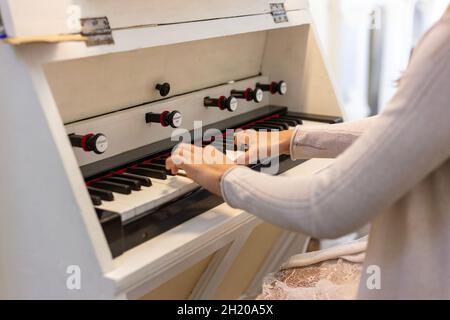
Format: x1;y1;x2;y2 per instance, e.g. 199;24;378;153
235;150;249;164
204;144;233;165
167;146;193;173
172;153;200;179
167;156;183;175
172;153;194;175
171;143;194;158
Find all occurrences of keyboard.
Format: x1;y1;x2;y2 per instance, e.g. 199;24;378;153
89;106;342;256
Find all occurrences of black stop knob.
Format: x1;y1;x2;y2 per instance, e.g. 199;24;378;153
69;133;108;154
146;110;183;128
231;88;264;103
204;96;238;112
257;81;287;95
155;82;171;97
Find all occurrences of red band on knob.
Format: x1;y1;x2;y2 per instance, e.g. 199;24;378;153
218;96;226;110
81;134;94;152
270;82;277;94
244;88;252;101
160;111;170;127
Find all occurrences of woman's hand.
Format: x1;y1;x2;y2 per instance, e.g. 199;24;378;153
166;129;295;195
234;128;294;164
166;143;237;196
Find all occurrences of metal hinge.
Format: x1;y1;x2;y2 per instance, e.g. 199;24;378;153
270;3;288;24
80;16;114;46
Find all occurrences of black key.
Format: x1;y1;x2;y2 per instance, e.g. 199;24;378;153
258;123;284;130
88;187;114;201
286;113;342;124
128;167;167;180
278;116;303;125
284;115;304;122
248;126;276;132
202;141;212;147
117;173;152;187
202;138;213;144
104;177;141;191
273;118;298;127
90;195;102;206
277;117;300;125
91;181;132;195
151;158;167;165
269;118;292;127
251;124;283;130
260;159;273;168
140;163;166;170
277;115;297;121
206;135;224;143
261;120;289;130
205;136;218;143
140;163;175;176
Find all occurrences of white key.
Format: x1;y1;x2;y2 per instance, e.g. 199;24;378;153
95;175;198;222
95;192;137;222
159;173;197;192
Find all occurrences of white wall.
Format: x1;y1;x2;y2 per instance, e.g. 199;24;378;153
310;0;449;120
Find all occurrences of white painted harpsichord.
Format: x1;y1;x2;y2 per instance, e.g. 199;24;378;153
0;0;342;299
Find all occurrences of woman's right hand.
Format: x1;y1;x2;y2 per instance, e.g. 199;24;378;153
233;128;294;164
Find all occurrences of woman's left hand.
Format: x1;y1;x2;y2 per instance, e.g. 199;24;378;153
166;143;237;196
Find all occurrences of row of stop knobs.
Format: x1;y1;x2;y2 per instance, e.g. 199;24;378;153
146;81;287;129
69;81;286;154
204;81;287;112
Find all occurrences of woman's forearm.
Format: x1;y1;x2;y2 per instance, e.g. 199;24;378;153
288;116;377;159
221;20;450;239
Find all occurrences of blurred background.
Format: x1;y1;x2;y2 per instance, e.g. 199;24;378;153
309;0;449;247
310;0;449;120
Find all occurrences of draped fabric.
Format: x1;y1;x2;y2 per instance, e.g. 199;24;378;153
257;238;367;300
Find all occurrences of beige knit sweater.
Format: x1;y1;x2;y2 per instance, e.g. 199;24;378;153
220;10;450;299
